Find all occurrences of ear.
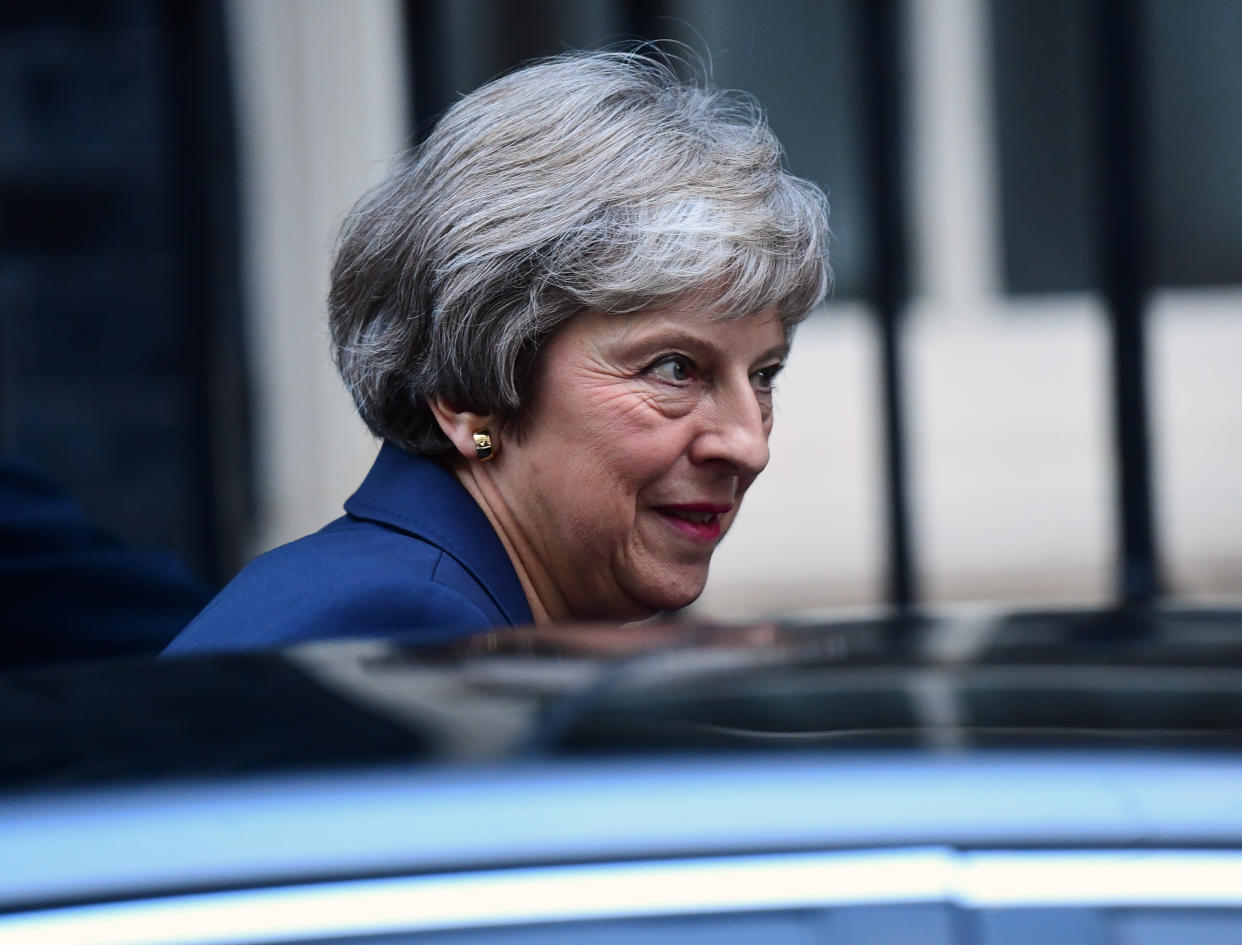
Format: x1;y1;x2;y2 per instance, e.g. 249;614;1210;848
428;396;498;463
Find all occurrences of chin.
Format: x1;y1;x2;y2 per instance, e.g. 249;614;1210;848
630;572;709;616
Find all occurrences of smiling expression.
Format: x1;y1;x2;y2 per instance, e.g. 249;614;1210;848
462;302;788;623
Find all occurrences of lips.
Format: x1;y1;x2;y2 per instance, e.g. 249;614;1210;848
655;504;732;542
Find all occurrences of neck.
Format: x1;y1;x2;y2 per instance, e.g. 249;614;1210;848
448;458;569;626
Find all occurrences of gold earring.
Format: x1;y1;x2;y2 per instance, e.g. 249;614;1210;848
472;430;495;462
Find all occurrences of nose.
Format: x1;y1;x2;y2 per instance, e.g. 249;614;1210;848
688;382;771;478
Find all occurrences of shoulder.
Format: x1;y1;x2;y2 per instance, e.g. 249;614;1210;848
163;517;503;656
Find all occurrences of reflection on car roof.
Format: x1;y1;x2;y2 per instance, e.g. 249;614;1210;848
3;605;1242;790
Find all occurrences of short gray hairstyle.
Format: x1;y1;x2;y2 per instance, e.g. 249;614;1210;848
329;51;830;455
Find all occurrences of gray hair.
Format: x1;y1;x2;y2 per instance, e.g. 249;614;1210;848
329;51;830;455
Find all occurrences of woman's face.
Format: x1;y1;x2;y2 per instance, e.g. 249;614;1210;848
478;303;787;622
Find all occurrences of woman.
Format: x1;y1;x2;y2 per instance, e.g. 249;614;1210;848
166;51;828;655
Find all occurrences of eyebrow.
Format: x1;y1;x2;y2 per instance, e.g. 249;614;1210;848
756;342;792;363
622;328;790;366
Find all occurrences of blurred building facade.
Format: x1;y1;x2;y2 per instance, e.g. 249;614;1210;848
4;0;1240;614
0;1;249;585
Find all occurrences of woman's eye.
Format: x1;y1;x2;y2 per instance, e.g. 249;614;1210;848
647;356;694;384
751;363;784;392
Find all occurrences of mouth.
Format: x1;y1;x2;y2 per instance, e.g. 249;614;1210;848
654;504;732;543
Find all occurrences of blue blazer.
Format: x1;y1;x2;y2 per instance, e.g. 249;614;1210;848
164;443;532;656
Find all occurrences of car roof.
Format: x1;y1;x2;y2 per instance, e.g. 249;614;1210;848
3;604;1242;790
4;604;1242;914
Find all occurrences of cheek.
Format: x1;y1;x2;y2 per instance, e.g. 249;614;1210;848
568;382;685;461
576;377;695;426
537;386;690;506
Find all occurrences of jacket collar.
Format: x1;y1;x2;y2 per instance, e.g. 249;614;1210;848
344;442;533;626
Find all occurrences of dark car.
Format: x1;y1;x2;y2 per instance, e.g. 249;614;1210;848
3;606;1242;944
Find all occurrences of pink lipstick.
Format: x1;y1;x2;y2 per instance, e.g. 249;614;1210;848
655;504;731;542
